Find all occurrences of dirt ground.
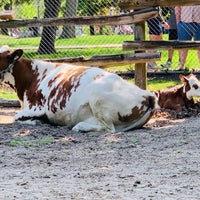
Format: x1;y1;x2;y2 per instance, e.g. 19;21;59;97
0;107;200;200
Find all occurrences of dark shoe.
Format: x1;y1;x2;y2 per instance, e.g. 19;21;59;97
176;68;184;71
161;61;172;68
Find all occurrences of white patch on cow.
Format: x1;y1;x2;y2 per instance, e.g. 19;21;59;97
185;76;200;100
2;69;15;86
72;117;113;132
0;45;9;53
15;119;37;125
31;60;55;72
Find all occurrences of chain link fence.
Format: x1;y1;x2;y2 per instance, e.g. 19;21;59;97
0;1;200;70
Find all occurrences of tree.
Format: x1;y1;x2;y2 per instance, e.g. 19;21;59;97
77;0;118;35
0;0;32;8
38;0;62;54
60;0;78;39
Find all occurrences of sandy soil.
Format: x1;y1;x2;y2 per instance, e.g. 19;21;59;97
0;107;200;200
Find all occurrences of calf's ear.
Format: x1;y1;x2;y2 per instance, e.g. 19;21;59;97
8;49;23;63
179;74;188;83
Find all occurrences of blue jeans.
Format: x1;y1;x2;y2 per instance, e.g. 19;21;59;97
177;21;200;40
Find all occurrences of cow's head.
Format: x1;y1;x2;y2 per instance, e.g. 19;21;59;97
180;74;200;100
0;45;23;81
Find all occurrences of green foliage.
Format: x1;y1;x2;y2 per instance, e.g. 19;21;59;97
0;0;32;8
17;2;38;19
14;0;32;5
0;0;10;8
78;0;118;16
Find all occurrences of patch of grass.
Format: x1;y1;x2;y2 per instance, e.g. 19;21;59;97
147;79;180;91
10;137;53;147
0;89;18;99
130;137;139;144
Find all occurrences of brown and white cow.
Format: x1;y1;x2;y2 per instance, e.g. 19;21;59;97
154;74;200;111
0;45;156;132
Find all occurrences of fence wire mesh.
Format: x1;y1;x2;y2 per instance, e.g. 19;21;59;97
0;1;200;70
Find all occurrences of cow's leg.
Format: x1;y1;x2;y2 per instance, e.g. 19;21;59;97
72;117;115;132
14;107;45;125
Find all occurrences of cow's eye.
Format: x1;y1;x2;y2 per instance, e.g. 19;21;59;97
193;84;199;90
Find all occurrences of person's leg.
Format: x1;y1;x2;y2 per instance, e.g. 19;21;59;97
161;29;176;68
193;23;200;63
149;34;162;41
178;22;192;70
197;51;200;63
168;49;174;61
179;50;188;69
147;18;163;69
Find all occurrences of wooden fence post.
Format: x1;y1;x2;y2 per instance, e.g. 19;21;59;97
134;21;146;89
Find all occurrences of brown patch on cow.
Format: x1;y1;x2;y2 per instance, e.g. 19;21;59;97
184;79;191;93
141;96;149;107
142;95;155;110
25;71;46;109
0;51;10;71
28;89;46;109
55;63;63;68
118;106;143;123
93;74;104;80
48;67;87;113
118;96;155;123
41;69;47;80
24;65;46;109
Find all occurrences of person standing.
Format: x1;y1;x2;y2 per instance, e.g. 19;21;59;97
147;7;169;69
161;7;180;68
175;6;200;70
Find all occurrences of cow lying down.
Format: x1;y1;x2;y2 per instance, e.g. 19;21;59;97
0;46;156;132
154;74;200;112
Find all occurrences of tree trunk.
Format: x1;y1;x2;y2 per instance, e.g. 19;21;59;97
38;0;62;54
60;0;78;38
89;25;95;35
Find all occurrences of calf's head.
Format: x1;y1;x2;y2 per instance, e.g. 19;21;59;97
180;74;200;100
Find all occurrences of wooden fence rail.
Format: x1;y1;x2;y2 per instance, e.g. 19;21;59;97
46;52;161;68
119;0;200;10
0;7;158;28
123;41;200;51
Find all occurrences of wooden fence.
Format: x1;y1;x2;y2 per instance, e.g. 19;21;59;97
1;0;200;89
119;0;200;89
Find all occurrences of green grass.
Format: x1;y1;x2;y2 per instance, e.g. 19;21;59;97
0;34;199;99
10;137;53;147
147;79;180;91
1;34;200;69
1;34;133;48
0;89;18;99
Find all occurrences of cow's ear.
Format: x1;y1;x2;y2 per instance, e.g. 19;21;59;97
179;74;188;83
8;49;23;63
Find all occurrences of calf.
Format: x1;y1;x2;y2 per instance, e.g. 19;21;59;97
154;74;200;111
0;45;155;132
